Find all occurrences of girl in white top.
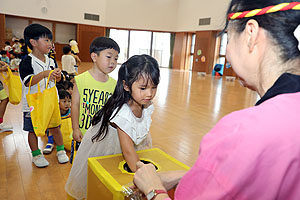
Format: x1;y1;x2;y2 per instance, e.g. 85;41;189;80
65;54;160;199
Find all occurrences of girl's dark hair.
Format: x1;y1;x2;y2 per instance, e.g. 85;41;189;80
56;83;66;91
5;41;10;45
223;0;300;61
91;54;160;142
64;81;74;90
58;90;71;100
62;45;72;54
24;24;53;50
89;37;120;54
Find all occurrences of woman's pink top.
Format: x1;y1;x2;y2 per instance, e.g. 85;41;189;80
175;92;300;200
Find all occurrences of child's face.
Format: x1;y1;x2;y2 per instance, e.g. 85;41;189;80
125;75;157;106
30;37;52;55
91;49;119;75
59;97;71;113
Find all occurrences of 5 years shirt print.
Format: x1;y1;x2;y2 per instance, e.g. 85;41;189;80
79;88;112;130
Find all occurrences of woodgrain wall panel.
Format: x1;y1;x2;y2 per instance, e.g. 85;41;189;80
77;24;105;62
193;31;217;74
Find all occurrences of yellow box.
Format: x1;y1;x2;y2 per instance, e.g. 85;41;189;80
87;148;190;200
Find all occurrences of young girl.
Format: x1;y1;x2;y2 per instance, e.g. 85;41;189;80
65;54;160;199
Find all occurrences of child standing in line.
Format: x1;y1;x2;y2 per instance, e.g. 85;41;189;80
10;53;21;72
19;23;69;168
3;41;12;52
0;50;10;65
65;54;160;199
44;90;73;153
61;46;76;75
0;61;13;132
70;37;120;163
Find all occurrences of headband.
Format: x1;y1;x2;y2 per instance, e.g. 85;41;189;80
228;2;300;20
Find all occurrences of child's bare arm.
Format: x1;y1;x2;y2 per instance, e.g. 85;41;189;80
0;61;8;72
117;127;139;172
25;68;61;87
71;82;83;142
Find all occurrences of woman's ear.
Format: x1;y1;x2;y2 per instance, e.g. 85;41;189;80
245;19;260;52
90;52;97;62
123;80;130;92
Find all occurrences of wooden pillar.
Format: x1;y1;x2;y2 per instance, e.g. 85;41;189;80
0;14;6;50
192;31;217;74
172;32;188;70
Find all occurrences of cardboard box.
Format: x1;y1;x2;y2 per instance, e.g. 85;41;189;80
87;148;190;200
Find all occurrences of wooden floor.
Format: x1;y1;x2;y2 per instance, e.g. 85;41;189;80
0;62;259;200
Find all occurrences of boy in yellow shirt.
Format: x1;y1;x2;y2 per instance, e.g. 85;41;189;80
70;37;120;163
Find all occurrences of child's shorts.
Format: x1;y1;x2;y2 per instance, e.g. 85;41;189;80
23;112;34;132
0;89;8;101
70;140;81;164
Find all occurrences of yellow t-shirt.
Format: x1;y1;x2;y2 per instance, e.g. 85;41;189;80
75;71;117;136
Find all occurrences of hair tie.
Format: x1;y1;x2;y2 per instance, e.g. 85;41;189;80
294;24;300;51
228;2;300;20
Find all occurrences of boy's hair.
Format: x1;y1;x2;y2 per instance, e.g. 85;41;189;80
89;37;120;54
56;83;66;91
0;50;7;55
62;45;72;55
5;41;10;45
19;39;25;44
91;54;160;142
63;81;74;90
10;52;18;58
23;23;53;50
58;90;71;100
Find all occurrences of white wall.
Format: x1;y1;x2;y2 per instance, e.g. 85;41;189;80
0;0;231;32
105;0;178;31
0;0;107;26
177;0;231;31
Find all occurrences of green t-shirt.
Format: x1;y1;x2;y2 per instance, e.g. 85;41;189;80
75;71;117;136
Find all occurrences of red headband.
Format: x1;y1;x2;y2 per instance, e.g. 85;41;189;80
228;2;300;20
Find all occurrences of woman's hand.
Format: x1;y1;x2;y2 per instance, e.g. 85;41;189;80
133;161;166;195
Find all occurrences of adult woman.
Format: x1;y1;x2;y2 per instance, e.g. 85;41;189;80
133;0;300;199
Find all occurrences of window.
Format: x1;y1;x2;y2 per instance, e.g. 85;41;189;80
189;34;196;71
109;29;129;64
152;32;171;68
129;30;151;57
218;33;227;65
109;29;172;67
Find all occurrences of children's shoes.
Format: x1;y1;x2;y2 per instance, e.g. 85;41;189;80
57;150;69;164
43;143;54;154
32;154;49;168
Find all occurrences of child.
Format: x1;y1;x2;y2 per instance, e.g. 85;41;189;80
10;53;21;72
70;36;120;163
0;61;13;132
69;39;79;55
61;45;76;75
19;23;69;168
0;50;9;65
63;80;74;96
12;39;21;54
65;54;160;199
19;39;28;60
3;41;12;52
43;90;72;153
